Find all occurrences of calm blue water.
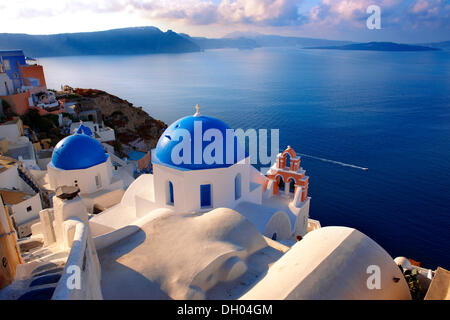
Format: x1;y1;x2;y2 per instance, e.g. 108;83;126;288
40;48;450;268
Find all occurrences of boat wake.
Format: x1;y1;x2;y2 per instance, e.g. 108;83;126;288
297;153;369;171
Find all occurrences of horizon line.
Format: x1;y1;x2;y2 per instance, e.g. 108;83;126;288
1;25;448;45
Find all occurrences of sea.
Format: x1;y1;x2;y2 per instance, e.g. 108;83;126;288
40;47;450;268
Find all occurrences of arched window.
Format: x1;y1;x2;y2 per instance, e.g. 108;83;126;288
167;181;174;205
277;176;285;191
201;184;212;208
289;179;296;193
235;174;241;200
95;174;102;189
285;153;291;169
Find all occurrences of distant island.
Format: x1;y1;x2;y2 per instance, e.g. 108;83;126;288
0;27;447;57
306;42;441;52
417;41;450;50
0;27;201;57
0;27;352;57
182;32;352;51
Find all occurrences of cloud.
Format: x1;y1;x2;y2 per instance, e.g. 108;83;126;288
2;0;449;41
406;0;450;29
128;0;220;25
307;1;401;26
5;0;304;27
217;0;303;26
306;0;449;30
123;0;305;26
7;0;449;30
2;0;125;18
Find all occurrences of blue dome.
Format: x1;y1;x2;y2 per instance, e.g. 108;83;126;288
52;134;108;170
153;115;246;170
75;124;93;137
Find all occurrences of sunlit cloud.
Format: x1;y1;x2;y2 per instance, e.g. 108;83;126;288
116;0;305;26
0;0;448;41
406;0;450;29
306;0;449;28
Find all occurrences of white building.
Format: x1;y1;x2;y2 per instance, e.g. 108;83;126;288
32;91;59;110
0;118;23;142
90;108;311;242
69;121;115;143
0;189;42;238
0;156;43;238
45;127;130;213
0;118;38;170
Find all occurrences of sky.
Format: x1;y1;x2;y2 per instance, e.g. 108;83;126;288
0;0;449;42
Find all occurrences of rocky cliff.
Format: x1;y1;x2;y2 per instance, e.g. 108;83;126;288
60;87;167;152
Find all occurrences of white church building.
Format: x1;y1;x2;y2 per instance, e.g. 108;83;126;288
42;124;131;214
90;107;312;243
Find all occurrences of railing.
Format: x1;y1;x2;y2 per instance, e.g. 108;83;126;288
17;167;39;193
52;221;102;300
17;163;51;208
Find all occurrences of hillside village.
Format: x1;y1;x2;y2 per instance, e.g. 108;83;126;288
0;50;166;240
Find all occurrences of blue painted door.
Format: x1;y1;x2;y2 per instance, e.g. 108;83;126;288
200;184;212;208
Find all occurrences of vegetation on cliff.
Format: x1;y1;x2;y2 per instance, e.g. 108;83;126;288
58;87;167;152
20;109;64;146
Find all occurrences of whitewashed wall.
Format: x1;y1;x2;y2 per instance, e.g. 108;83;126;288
152;160;256;213
47;158;114;194
0;123;20;142
10;193;41;226
52;221;102;300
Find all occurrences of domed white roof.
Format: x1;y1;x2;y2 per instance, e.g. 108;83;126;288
394;257;413;270
241;227;412;300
